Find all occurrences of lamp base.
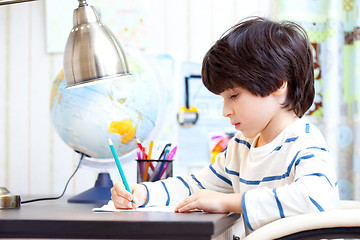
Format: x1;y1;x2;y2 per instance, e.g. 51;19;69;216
67;172;113;205
0;187;21;209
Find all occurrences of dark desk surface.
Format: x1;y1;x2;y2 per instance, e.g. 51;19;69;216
0;198;241;240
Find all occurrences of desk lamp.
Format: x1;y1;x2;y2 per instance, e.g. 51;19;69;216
63;0;131;89
63;0;131;204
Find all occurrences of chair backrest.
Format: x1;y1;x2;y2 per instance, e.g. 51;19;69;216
340;200;360;209
244;200;360;240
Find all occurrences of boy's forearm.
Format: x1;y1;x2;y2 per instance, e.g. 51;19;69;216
226;193;243;213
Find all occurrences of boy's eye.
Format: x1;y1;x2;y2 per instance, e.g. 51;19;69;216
230;94;238;99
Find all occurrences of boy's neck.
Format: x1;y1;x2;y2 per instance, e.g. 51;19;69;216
256;112;299;148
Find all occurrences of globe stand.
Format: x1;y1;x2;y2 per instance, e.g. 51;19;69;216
67;172;113;205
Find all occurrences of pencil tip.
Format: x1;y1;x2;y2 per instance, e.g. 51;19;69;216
108;138;113;145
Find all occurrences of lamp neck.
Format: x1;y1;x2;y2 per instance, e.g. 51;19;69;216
73;5;100;26
78;0;88;7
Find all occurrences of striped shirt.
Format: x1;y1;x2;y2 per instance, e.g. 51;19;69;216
142;118;340;235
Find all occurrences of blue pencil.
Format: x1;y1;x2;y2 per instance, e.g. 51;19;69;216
154;149;170;181
107;139;133;202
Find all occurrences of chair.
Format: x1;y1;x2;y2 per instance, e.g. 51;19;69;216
244;200;360;240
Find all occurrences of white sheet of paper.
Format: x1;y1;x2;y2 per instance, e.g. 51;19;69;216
92;201;176;212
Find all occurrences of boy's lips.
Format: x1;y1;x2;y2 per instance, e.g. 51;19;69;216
231;122;240;128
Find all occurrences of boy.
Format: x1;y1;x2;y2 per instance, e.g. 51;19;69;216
111;17;339;236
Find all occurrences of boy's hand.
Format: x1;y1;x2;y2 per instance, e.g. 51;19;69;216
111;182;148;209
174;189;243;213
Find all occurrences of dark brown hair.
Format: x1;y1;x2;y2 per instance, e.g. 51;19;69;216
201;17;314;118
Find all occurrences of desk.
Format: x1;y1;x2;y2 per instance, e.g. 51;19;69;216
0;198;240;240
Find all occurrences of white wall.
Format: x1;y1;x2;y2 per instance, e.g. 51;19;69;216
0;0;278;197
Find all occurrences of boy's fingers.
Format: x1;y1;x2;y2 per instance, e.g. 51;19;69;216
132;194;138;203
124;191;132;201
113;182;126;192
176;202;196;213
175;194;199;212
175;197;190;212
113;183;133;200
111;193;134;209
111;187;133;204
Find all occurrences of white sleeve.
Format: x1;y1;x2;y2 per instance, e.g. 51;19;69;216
140;176;194;207
242;147;340;231
141;150;234;207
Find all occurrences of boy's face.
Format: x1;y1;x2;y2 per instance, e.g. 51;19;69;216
220;86;283;139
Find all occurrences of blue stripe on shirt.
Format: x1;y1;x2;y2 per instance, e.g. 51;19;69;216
222;143;329;186
273;145;282;151
285;137;299;143
271;137;299;153
236;152;314;185
295;173;334;187
191;174;205;189
177;176;191;196
273;188;285;218
227;146;328;185
225;167;239;177
309;196;325;211
235;138;251;149
160;181;170;206
235;151;303;185
140;183;150;207
307;146;328;152
209;164;232;186
294;154;315;167
242;191;254;231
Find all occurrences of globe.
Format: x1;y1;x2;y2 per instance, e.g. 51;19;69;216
49;47;162;162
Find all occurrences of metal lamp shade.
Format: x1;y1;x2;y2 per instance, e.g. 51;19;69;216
63;4;130;88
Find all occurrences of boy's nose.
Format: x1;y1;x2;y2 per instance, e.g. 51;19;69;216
222;103;231;118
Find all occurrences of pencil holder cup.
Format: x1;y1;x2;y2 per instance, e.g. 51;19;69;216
136;159;173;183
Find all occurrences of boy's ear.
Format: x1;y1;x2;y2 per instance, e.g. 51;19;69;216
272;81;288;96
